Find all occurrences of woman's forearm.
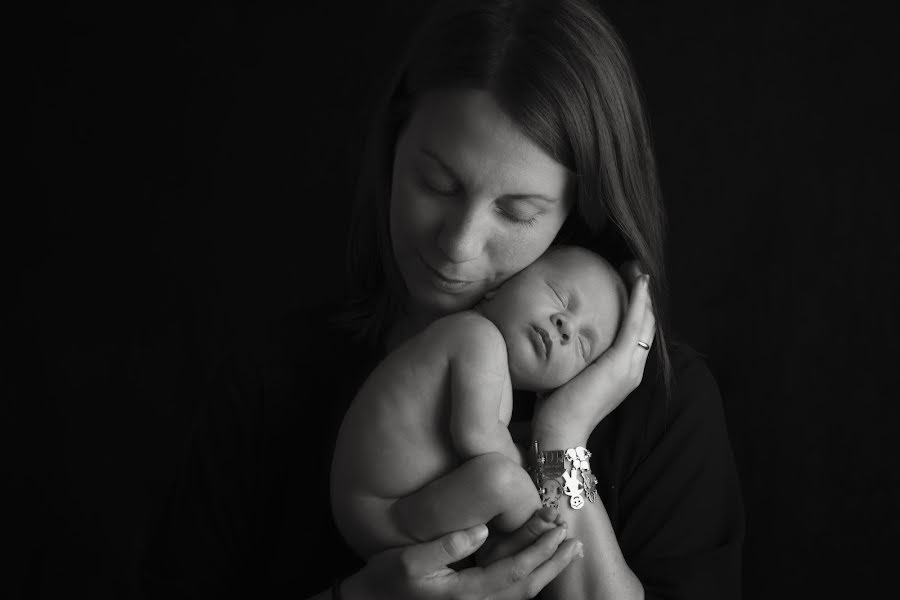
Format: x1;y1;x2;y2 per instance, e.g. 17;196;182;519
544;493;643;600
535;435;644;600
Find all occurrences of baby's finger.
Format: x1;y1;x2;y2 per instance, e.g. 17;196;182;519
475;508;559;565
402;524;488;578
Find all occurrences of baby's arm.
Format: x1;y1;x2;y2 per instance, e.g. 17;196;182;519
384;316;539;546
447;316;523;466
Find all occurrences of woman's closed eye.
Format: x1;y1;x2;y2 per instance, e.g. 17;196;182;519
496;200;541;228
496;209;538;228
419;173;459;196
418;176;538;227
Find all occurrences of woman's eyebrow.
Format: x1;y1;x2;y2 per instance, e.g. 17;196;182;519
421;147;559;204
421;148;459;178
503;192;558;205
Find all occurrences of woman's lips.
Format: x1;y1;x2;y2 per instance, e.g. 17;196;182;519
418;253;478;293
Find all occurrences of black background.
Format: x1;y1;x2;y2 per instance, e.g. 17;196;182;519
12;1;900;598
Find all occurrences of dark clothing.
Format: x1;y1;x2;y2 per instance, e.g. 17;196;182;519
140;306;744;599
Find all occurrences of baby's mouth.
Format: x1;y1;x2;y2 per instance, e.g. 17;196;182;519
533;326;553;359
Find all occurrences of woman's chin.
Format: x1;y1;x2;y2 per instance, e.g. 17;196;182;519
409;284;480;316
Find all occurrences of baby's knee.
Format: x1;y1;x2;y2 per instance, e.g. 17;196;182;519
470;453;538;502
467;453;541;532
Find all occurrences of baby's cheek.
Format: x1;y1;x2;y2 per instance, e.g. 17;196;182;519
547;361;574;389
564;356;589;386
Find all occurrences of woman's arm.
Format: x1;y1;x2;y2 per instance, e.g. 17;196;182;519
538;351;744;600
530;271;744;599
531;433;644;600
529;273;657;600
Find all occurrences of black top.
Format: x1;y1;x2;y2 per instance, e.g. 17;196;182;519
140;306;745;599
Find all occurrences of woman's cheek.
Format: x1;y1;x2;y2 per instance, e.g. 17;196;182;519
501;228;553;273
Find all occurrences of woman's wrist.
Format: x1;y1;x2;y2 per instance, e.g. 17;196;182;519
531;404;593;449
531;425;589;450
527;439;600;514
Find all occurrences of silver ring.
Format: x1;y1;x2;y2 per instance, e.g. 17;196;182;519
637;340;650;350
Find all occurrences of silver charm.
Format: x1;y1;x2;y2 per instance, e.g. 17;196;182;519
572;447;596;503
561;469;585;510
539;479;563;509
581;469;598;503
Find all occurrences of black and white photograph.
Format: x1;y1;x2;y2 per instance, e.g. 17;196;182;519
12;1;899;598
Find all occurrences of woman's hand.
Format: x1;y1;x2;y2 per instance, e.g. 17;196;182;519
340;522;582;600
532;263;657;445
474;507;569;566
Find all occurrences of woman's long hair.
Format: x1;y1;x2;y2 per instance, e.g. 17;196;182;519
343;0;674;395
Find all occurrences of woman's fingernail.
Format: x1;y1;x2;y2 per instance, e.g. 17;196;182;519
575;542;584;557
558;526;568;540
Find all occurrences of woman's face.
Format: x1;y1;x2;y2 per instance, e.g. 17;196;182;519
390;88;574;318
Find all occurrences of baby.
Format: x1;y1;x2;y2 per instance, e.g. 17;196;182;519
331;245;627;559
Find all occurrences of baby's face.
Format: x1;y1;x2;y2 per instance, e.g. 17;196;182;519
477;247;626;392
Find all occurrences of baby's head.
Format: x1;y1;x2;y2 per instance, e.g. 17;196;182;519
476;245;627;392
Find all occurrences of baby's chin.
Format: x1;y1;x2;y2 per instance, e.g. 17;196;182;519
509;364;569;393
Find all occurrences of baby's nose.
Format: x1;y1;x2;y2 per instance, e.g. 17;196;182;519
552;314;572;344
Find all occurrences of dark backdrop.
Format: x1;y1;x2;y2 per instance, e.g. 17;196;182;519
12;1;899;598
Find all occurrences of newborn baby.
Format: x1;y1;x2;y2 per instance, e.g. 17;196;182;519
331;245;627;559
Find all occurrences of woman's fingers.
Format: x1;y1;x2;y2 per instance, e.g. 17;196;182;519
637;294;657;349
618;259;644;286
615;274;652;351
496;539;583;600
619;259;644;287
475;507;560;565
362;524;577;600
606;273;655;388
474;525;570;590
401;524;488;578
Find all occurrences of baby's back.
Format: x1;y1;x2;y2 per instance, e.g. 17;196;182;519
333;312;487;499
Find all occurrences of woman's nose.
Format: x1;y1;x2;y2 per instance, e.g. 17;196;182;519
551;313;572;344
436;206;487;263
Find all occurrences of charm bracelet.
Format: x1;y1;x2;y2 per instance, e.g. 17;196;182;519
528;441;598;510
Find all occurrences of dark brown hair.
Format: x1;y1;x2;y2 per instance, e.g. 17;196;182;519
343;0;673;394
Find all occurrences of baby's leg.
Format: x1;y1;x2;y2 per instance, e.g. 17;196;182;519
390;452;541;544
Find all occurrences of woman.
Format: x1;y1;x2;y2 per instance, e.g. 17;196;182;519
141;1;744;598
